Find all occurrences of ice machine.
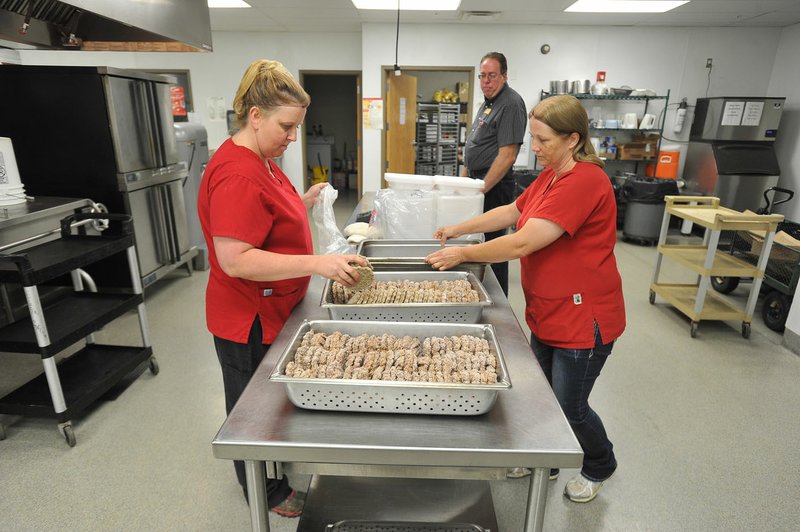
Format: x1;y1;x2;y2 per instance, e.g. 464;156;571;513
683;96;784;212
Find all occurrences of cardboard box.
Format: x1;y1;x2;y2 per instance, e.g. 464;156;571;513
619;141;658;160
457;81;469;103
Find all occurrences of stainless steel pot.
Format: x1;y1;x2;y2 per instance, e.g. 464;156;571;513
549;80;569;94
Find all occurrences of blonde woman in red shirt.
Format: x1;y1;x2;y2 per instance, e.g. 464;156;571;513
198;59;367;518
426;94;625;503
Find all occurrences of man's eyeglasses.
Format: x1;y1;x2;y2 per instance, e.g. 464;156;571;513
478;72;500;80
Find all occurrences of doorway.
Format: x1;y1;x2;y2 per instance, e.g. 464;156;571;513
300;71;362;197
382;66;474;185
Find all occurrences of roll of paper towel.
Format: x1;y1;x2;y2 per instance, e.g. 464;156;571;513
0;137;26;206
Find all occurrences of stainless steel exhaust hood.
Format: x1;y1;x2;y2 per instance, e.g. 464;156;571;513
0;0;212;52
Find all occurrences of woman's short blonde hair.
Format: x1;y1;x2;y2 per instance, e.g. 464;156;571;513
529;95;604;168
232;59;310;129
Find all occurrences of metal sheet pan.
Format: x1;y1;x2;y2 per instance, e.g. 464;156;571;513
356;238;481;259
357;239;487;280
321;271;491;323
270;320;511;416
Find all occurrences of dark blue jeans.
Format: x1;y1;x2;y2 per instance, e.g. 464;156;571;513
531;324;617;482
214;316;292;508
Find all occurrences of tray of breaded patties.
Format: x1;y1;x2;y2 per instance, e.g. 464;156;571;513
356;239;487;280
270;320;511;416
321;271;491;323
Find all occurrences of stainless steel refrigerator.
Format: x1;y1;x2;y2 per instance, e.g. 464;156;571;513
174;122;210;271
683;96;784;212
0;65;196;288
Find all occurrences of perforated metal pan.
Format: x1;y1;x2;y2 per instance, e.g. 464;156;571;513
357;239;487;280
270;320;511;416
326;522;487;532
321;271;491;323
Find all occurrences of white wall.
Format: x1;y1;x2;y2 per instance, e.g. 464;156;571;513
15;23;788;194
768;23;800;220
362;23;782;192
767;22;800;341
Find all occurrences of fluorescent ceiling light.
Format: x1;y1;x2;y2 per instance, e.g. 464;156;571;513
208;0;251;8
565;0;689;13
352;0;461;10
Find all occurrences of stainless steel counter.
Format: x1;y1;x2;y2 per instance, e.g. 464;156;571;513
212;264;582;531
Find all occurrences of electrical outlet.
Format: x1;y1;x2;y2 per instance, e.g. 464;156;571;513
706;58;713;68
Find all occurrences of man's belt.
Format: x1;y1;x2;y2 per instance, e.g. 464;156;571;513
468;168;489;179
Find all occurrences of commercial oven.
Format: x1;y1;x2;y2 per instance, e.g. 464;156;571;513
0;65;196;288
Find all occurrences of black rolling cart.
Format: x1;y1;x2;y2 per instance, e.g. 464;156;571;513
712;187;800;332
0;213;157;446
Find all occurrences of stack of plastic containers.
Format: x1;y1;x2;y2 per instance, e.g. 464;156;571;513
381;173;485;239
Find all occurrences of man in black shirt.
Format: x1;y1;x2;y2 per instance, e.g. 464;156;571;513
463;51;527;295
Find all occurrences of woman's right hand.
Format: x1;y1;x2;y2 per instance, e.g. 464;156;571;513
314;254;370;288
434;226;461;246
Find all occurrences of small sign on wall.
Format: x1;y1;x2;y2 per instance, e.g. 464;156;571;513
207;97;227;122
363;98;383;130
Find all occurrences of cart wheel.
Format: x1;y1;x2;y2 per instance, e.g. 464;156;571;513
59;423;76;447
762;291;790;332
690;321;698;338
711;276;740;294
742;322;751;339
649;290;656;304
148;356;160;375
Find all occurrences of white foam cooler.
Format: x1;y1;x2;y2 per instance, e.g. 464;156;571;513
384;172;435;190
379;174;486;239
433;175;484;195
433;176;484;237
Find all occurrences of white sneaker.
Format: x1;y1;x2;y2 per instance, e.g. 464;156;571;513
564;474;604;503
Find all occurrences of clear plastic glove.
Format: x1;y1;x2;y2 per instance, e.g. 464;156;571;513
312;185;353;254
302;182;328;209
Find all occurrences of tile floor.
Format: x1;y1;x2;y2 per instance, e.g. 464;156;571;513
1;188;799;531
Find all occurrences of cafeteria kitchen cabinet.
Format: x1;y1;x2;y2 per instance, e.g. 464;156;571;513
649;196;782;338
0;212;157;446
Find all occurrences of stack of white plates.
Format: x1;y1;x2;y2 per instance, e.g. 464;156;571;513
0;183;27;206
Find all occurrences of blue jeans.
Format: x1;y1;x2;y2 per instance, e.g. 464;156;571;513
531;324;617;481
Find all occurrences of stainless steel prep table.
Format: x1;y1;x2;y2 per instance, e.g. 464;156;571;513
212;265;582;532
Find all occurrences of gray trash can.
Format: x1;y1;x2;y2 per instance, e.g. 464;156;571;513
621;176;679;245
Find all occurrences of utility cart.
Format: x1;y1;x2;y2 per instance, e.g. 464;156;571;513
0;211;156;446
649;196;783;338
711;187;800;332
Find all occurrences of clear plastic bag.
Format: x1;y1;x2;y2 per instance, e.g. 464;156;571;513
312;185;353;254
372;188;437;239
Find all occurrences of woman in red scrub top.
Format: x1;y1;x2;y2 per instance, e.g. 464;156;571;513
426;95;625;504
198;59;367;518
